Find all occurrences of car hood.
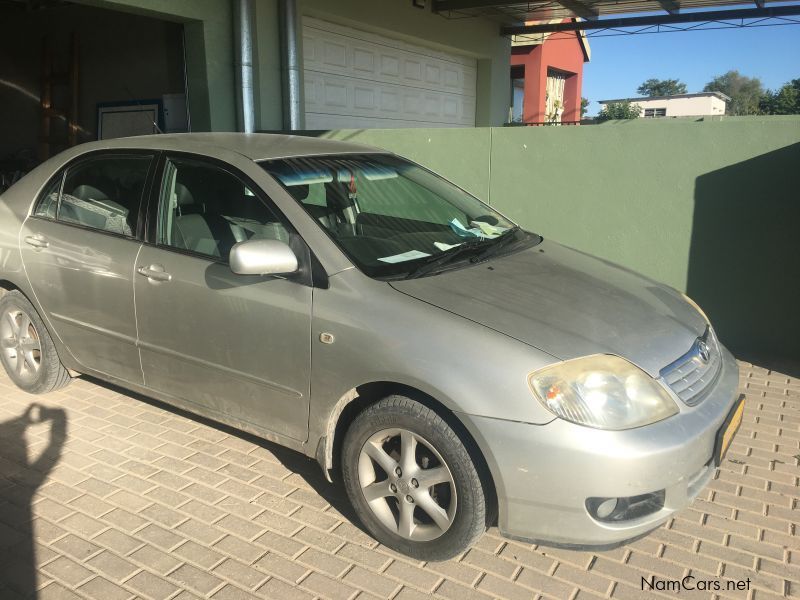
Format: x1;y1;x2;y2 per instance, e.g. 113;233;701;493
390;240;706;377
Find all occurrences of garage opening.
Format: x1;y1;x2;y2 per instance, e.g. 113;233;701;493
0;1;188;186
302;17;477;130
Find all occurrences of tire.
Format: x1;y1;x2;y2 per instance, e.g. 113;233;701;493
342;395;487;561
0;290;70;394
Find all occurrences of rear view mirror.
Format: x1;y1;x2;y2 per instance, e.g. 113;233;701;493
229;239;299;276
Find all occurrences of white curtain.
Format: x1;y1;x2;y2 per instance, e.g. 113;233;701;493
545;70;567;124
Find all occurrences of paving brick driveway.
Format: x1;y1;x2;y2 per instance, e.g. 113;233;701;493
0;361;797;600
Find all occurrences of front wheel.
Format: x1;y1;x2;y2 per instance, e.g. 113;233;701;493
341;396;487;561
0;291;70;394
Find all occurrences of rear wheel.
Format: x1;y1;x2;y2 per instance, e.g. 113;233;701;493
342;395;487;561
0;291;70;394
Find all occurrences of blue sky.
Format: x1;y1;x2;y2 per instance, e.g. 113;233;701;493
575;24;800;115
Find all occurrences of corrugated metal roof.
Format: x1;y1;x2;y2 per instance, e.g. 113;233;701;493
434;0;793;24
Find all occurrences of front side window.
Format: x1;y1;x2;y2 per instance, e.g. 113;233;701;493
57;155;152;236
261;154;535;279
157;158;289;261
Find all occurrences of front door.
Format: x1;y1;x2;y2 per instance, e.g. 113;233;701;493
19;152;154;384
134;155;312;441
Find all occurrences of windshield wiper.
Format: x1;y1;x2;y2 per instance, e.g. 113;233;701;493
403;239;491;279
471;225;522;262
403;226;525;280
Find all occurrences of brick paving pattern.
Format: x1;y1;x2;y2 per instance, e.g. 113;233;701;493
0;361;797;599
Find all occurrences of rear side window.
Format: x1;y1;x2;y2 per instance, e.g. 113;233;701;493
57;155;152;236
34;173;63;220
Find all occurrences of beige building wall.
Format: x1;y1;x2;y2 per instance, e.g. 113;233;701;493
632;95;727;118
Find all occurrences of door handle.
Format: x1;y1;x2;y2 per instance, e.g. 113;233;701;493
137;264;172;282
24;235;49;249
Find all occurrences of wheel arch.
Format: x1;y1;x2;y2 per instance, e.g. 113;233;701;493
0;277;40;309
319;381;498;526
0;279;21;296
0;279;73;393
0;278;81;374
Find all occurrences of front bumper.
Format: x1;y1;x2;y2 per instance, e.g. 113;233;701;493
460;346;741;547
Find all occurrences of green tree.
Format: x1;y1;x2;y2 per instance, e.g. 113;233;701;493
636;78;687;97
580;97;590;118
703;70;764;115
760;79;800;115
597;101;642;121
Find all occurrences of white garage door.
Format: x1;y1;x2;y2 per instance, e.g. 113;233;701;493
303;17;477;129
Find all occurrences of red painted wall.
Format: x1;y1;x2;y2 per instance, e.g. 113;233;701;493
511;28;586;123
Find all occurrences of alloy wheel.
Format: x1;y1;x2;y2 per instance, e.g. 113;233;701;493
357;428;457;542
1;308;42;383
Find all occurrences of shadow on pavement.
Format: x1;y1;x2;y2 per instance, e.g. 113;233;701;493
81;375;366;533
734;352;800;381
0;404;67;599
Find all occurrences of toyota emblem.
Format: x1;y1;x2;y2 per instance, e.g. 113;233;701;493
697;340;710;363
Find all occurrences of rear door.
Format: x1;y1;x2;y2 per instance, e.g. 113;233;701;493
19;151;154;383
133;155;313;441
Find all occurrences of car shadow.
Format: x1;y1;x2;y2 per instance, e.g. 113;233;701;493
0;404;67;598
80;375;366;533
688;142;800;376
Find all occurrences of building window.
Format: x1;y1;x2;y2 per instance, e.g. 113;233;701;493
511;78;525;123
510;64;525;124
644;108;667;118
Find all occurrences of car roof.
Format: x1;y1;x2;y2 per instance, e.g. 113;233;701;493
70;133;387;162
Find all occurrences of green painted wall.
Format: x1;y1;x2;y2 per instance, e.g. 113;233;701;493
322;117;800;360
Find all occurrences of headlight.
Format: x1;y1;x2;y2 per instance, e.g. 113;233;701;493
681;292;710;324
528;355;679;430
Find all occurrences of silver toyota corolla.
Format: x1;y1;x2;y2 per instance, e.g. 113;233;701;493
0;133;743;560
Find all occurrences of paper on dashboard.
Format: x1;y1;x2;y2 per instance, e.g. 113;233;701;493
378;250;431;263
471;221;505;237
449;218;482;238
434;242;463;251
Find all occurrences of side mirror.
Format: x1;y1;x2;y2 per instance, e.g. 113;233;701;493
229;239;299;276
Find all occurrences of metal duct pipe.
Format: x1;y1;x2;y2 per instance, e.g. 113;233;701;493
280;0;304;130
234;0;255;133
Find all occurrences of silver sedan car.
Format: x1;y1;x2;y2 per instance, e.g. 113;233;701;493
0;134;743;560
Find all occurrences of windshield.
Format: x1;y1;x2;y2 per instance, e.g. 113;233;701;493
261;154;533;279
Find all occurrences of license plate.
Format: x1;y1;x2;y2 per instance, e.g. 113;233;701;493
715;396;745;465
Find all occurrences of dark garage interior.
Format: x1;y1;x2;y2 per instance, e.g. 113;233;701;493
0;0;187;184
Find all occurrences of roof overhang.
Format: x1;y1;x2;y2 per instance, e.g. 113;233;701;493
599;92;732;103
433;0;800;35
512;18;592;61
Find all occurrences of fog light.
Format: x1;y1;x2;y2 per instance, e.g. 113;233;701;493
586;490;665;523
595;498;618;519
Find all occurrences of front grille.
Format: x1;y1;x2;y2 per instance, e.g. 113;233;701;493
660;328;721;407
